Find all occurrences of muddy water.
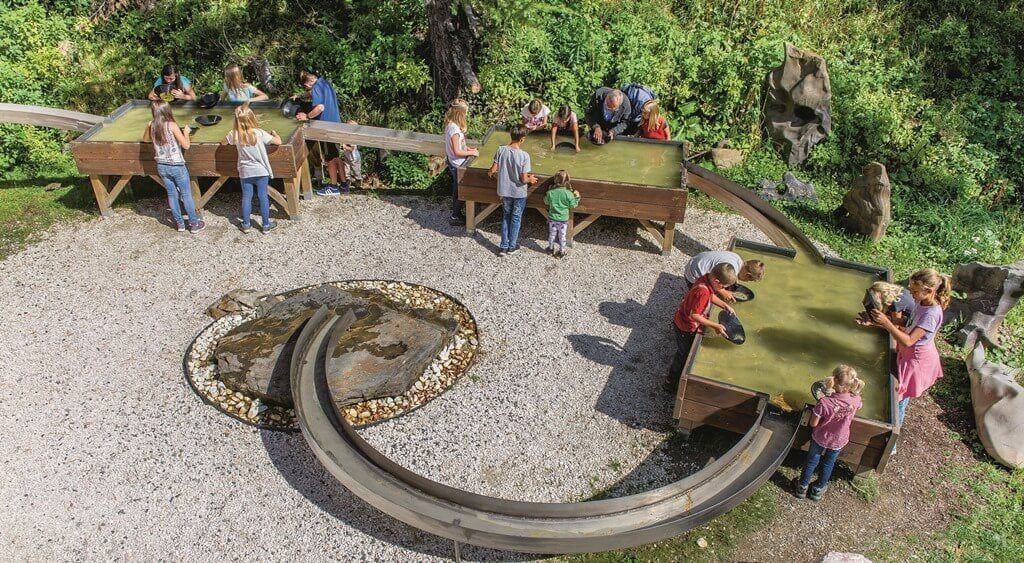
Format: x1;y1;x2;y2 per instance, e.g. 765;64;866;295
469;131;684;189
85;106;302;143
691;248;891;421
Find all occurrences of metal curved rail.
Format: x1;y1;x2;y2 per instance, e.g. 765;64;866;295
0;103;103;132
291;309;800;553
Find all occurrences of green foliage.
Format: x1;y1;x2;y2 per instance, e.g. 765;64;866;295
933;464;1024;561
381;152;432;190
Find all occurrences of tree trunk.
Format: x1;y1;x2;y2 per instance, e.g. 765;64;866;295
424;0;481;104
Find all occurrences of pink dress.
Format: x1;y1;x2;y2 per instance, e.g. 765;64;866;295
896;304;944;399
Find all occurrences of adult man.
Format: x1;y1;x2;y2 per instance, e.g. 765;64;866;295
147;64;196;102
682;250;766;302
585;87;631;145
295;70;344;195
621;83;657;135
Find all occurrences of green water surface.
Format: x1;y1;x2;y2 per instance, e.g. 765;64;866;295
691;248;891;421
469;131;684;189
84;106;302;144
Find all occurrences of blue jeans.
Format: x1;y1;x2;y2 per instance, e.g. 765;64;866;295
240;176;271;227
896;397;910;428
500;197;527;250
156;163;199;226
448;163;461;218
799;439;842;494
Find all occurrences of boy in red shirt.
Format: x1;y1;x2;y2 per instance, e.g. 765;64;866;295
668;263;738;386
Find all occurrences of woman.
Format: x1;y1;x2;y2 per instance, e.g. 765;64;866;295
142;100;204;232
221;64;269;103
148;64;197;102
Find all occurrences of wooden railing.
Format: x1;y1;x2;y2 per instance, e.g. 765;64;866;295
0;103;103;132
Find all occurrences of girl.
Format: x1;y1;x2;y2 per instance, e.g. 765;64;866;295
148;64;196;102
795;364;864;501
639;101;670;140
142;100;204;232
857;280;916;327
869;268;950;432
443;100;479;224
543;170;580;256
549;105;580;153
521;98;550;131
222;103;282;233
221;64;269;103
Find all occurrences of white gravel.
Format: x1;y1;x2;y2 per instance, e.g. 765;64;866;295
0;192;769;560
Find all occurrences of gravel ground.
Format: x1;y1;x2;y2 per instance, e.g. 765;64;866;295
0;192;769;561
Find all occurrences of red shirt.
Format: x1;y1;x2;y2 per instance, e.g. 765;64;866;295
641;117;669;140
674;275;713;333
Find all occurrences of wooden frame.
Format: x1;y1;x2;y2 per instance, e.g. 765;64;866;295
672;239;900;474
70;100;310;219
459;126;688;255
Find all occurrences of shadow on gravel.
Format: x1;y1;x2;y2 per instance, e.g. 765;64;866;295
569;271;688;431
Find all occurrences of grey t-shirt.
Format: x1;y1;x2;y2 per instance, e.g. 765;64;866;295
226;129;274;178
684;250;744;284
493;145;531;198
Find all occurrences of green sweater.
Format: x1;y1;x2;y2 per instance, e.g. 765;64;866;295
544;186;580;222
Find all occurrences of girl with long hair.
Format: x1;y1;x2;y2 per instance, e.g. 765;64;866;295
795;364;865;500
443;99;479;224
141;100;204;232
222;64;269;103
222;103;282;233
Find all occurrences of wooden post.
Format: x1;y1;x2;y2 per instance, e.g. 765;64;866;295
566;212;574;247
89;175;114;218
465;200;476;234
662;221;676;256
189;179;203;212
283;177;301;219
299;158;314;199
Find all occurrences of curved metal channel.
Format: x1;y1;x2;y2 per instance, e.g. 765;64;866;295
292;312;801;553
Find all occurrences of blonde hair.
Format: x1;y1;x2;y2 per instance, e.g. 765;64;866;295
232;102;260;146
224;64;245;92
909;268;953;309
743;260;766;281
868;281;905;308
710;263;738;286
641;101;662;131
825;364;865;395
552;170;571;188
444;103;468;132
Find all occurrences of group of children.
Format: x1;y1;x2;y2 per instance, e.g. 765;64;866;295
669;253;951;500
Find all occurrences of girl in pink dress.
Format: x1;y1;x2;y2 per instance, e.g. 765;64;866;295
869;268;951;434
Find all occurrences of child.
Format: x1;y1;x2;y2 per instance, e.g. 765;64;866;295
543;170;580;256
340;119;363;192
668;263;737;385
795;364;865;500
857;281;916;327
549;105;580;153
868;268;949;432
141;99;204;232
221;64;269;103
683;250;766;301
639;101;670;140
487;126;537;256
221;103;282;233
148;64;196;102
521;98;550;131
444;100;479;224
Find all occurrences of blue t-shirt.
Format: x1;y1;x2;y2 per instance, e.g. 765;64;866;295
310;77;341;123
154;75;192;90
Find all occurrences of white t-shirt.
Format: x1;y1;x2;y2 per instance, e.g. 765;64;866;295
226;129;274;178
684;251;744;284
444;122;469;168
521;104;551;128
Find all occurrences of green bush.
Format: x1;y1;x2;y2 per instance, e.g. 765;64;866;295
381;152;432;190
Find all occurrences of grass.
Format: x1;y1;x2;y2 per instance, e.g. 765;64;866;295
851;473;880;503
0;179;93;259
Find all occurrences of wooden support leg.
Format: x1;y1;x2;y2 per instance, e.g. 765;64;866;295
189;179;203;212
283;178;301;219
89;175;131;218
465;200;476;234
300;158;314;200
662;221;676;256
194;176;230;210
567;213;574;247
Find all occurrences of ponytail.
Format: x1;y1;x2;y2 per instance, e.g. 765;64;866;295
826;364;864;395
936;274;953;310
910;268;953;309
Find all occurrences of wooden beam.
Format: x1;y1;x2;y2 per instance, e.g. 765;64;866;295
662;221;676;256
88;175;113;217
638;219;666;247
196;176;230;208
0;103;103;132
571;213;600;238
305;121;477;156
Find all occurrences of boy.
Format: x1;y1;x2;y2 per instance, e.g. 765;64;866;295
683;250;765;302
668;263;738;386
294;70;344;195
487;126;537;256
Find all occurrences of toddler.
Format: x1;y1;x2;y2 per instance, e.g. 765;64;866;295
795;364;864;500
543;170;580;256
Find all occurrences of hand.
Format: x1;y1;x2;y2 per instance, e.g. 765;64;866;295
181;125;191;135
715;325;729;338
572;190;580;198
724;304;735;316
593;126;604;142
295;112;308;121
869;309;889;327
470;148;479;156
720;289;737;303
270;130;278;137
171;88;185;99
608;131;615;140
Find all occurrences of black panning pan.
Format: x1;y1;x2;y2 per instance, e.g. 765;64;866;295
554;141;577;154
717;309;746;345
194;114;222;127
197;92;220;109
732;284;755;302
280;97;311;119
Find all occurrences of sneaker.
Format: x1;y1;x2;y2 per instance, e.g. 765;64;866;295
497;248;508;257
240;223;252;234
189;220;206;233
340;182;351;194
546;245;555;254
176;222;187;233
557;247;569;257
792;478;808;499
449;215;464;226
506;245;520;255
261;220;278;233
808;487;826;501
315;185;341;196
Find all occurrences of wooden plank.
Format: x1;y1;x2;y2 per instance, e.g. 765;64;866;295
196;176;230;208
638;219;665;247
465;201;476;233
305;121;456;156
88;175;113;217
679;399;758;434
283;178;300;218
458;185;681;222
0;103;103;132
662;221;677;256
299;158;313;199
571;214;601;238
266;186;289;212
474;202;501;225
106;175;131;208
685;171;793;248
460;169;685;206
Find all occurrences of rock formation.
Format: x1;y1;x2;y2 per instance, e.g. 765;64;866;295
711;140;744;169
950;260;1024;348
206;289;277;320
758;172;818;203
764;43;832;165
966;343;1024;469
837;162;891;242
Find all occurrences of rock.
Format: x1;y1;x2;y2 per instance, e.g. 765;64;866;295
325;301;457;408
764;43;832;165
205;289;271;320
966;343;1024;469
837;162;891;242
711;147;744;169
950;260;1024;348
758;172;818;203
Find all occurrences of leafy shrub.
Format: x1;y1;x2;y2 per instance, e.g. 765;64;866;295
381;152;432;190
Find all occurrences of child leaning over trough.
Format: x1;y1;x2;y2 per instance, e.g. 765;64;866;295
550;105;581;153
142;99;204;233
487;125;538;256
521;98;551;131
667;263;737;387
222;102;282;233
221;64;269;102
795;364;865;501
543;170;580;256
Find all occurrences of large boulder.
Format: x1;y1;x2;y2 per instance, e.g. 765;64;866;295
966;343;1024;469
206;289;280;320
837;162;892;242
950;260;1024;348
758;172;818;203
764;43;832;165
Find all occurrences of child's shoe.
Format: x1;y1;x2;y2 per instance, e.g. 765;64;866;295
340;181;350;194
808;486;826;501
315;185;341;196
175;222;187;233
792;478;808;499
261;220;278;233
558;246;569;257
546;245;555;254
240;223;252;234
189;220;207;233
